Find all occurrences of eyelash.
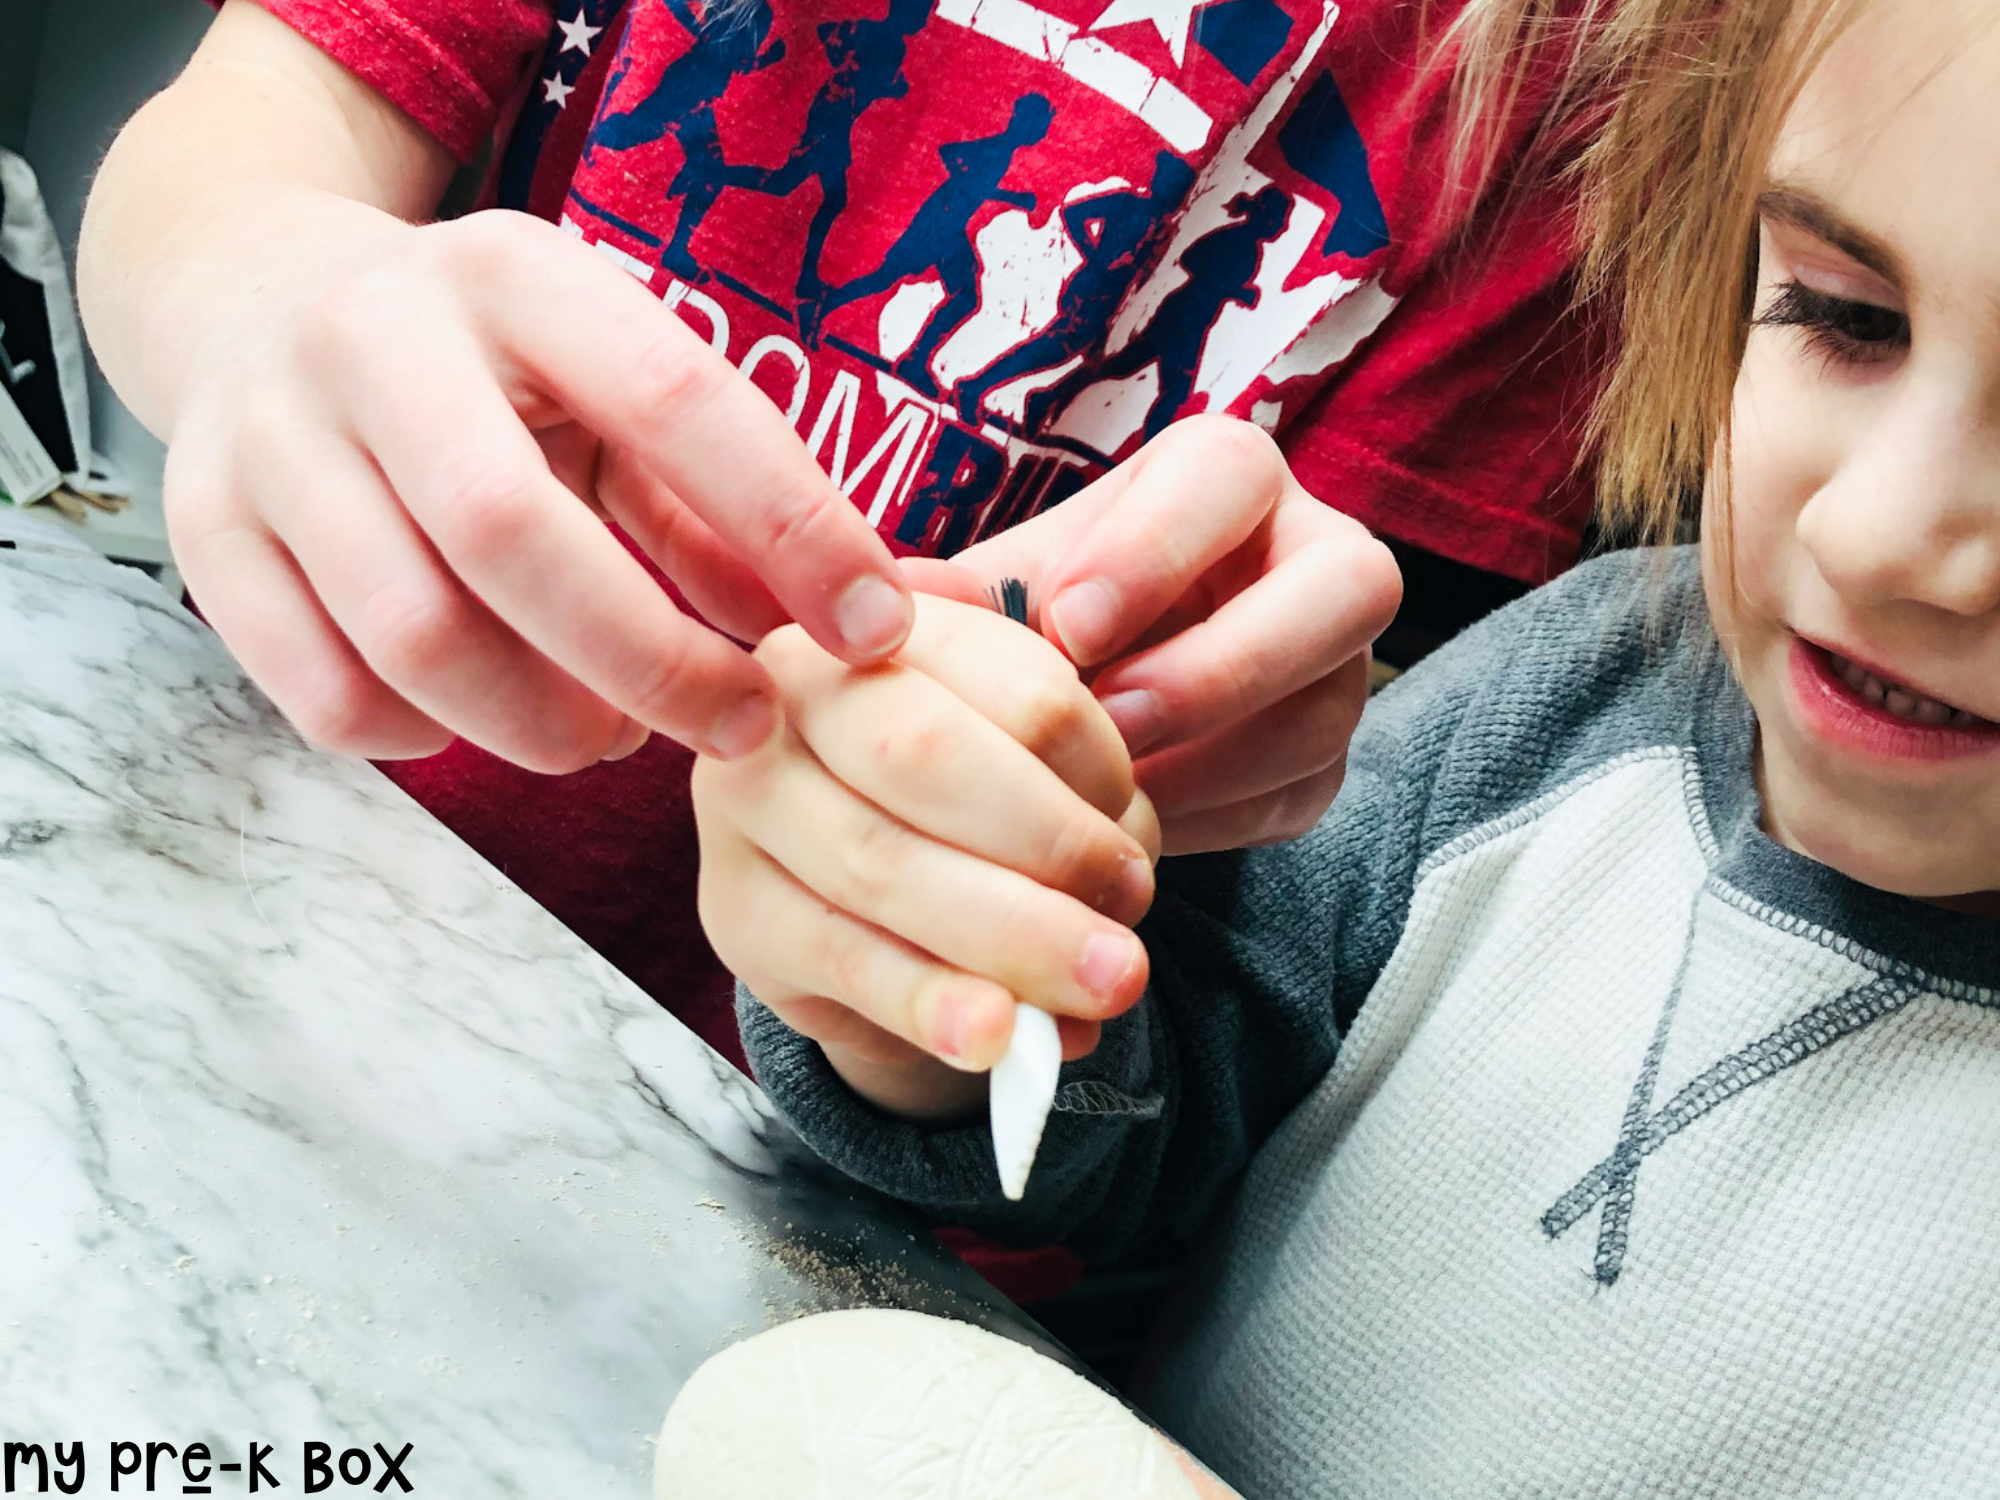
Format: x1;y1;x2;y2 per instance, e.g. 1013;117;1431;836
1754;280;1910;368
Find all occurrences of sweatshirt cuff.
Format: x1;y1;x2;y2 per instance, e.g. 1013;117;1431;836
737;986;1164;1237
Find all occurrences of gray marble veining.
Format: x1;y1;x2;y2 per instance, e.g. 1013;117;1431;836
0;525;1051;1495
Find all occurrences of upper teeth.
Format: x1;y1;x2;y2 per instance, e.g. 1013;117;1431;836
1831;654;1979;728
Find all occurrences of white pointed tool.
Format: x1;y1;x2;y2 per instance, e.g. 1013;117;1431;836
985;576;1064;1201
991;1003;1062;1200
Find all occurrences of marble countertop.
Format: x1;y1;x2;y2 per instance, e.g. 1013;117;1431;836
0;512;1053;1495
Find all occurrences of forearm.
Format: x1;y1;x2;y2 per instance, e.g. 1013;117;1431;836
77;0;455;436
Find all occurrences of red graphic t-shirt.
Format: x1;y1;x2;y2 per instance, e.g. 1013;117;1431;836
252;0;1599;579
237;0;1598;1143
510;0;1596;578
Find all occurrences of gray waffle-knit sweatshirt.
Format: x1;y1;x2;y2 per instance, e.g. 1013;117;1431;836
739;547;2000;1500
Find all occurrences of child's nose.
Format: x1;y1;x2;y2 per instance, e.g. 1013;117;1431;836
1796;404;2000;619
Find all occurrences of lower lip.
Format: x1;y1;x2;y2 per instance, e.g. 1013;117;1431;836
1787;639;2000;763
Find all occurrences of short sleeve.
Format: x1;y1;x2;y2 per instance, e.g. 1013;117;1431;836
230;0;555;163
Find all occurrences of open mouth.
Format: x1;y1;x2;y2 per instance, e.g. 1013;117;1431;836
1822;649;1991;729
1791;638;2000;760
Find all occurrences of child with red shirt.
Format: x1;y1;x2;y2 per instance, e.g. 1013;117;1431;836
79;0;1591;1144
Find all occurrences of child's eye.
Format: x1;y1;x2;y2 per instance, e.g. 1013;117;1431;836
1754;279;1910;367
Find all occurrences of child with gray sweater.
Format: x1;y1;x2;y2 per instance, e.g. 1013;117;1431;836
694;0;2000;1493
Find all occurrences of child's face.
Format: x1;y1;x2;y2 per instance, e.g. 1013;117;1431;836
1716;0;2000;914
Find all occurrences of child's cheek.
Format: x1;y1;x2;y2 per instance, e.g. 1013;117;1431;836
1715;337;1842;635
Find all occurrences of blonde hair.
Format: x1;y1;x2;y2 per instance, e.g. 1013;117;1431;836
1439;0;1869;546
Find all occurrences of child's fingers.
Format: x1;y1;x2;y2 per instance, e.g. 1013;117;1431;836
708;742;1151;1050
1056;1015;1104;1063
895;556;992;608
697;822;1019;1071
1135;657;1367;821
163;434;453;760
764;630;1152;925
539;422;790;649
593;440;789;645
772;983;1100;1068
1118;785;1164;865
1036;416;1281;670
246;421;646;773
1086;505;1397;756
316;299;784;761
170;502;454;761
758;995;937;1073
461;214;914;665
886;600;1140;823
731;904;1102;1073
1150;762;1348;855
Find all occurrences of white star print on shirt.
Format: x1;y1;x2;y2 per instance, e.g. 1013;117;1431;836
1087;0;1216;68
557;12;604;56
543;73;576;108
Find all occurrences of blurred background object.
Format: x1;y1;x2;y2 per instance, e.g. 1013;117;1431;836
0;0;211;592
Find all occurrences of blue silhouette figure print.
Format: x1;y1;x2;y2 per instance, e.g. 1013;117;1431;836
813;94;1054;385
588;0;786;280
1041;183;1291;442
734;0;935;307
953;148;1196;424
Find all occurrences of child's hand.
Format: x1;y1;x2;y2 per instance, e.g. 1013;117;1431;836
953;416;1402;855
163;207;911;773
693;595;1160;1122
80;2;913;776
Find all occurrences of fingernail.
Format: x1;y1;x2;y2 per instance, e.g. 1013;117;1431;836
1090;850;1154;918
834;574;913;658
933;991;976;1065
1049;580;1120;666
1077;930;1143;1002
1118;851;1154;912
602;721;651;762
1099;689;1165;754
708;692;779;759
